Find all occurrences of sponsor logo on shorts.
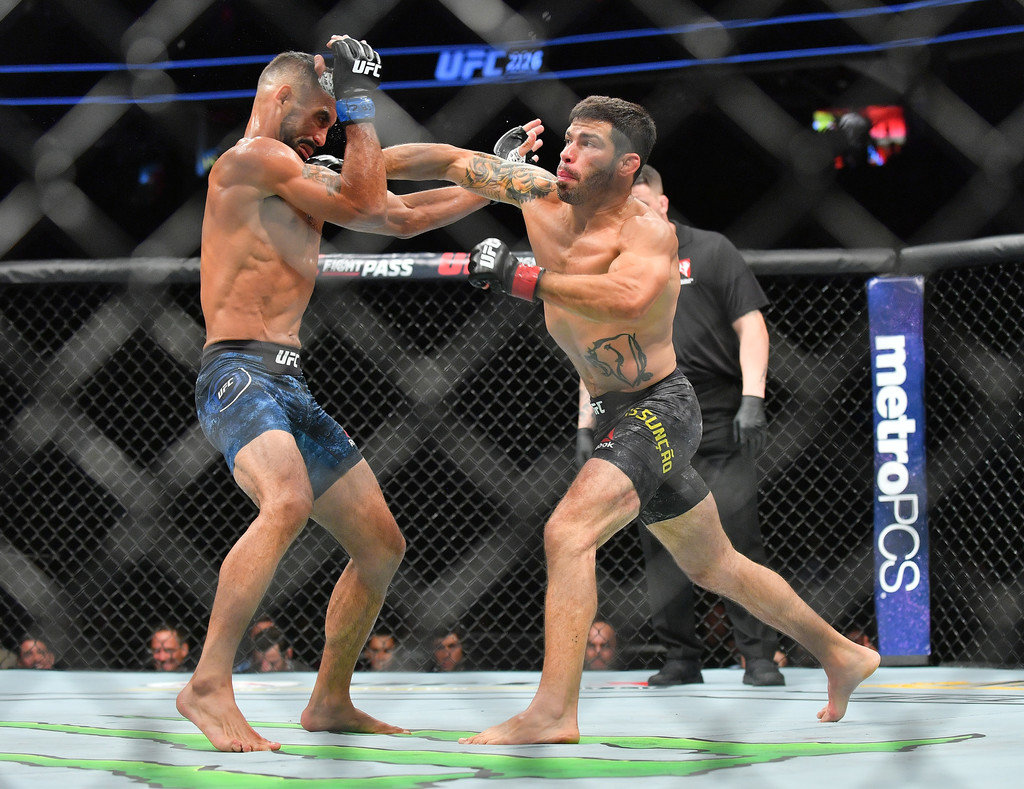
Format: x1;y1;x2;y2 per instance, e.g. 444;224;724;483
217;377;236;400
595;428;615;451
214;369;252;413
591;400;606;415
275;350;301;369
627;407;674;473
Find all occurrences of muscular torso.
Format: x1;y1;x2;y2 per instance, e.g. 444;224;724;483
523;199;680;397
199;146;324;348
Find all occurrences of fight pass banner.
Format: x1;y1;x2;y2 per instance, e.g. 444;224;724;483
867;276;930;663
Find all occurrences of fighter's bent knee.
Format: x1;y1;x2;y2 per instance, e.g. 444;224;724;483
379;525;406;570
543;516;598;559
262;490;314;536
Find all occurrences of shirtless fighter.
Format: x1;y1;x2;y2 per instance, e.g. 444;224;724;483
178;35;517;752
383;95;880;745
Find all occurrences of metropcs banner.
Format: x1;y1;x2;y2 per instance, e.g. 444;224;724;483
867;276;930;661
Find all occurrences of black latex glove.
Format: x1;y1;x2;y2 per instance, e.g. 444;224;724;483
733;395;767;457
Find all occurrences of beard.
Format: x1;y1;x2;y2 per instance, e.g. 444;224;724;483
556;162;617;205
280;115;314;157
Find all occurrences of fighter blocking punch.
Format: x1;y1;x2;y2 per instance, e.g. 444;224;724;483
180;36;550;750
321;36;381;124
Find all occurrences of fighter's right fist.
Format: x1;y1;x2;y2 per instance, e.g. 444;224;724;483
469;237;545;302
328;35;381;97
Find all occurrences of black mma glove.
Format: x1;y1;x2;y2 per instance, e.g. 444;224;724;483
493;125;529;163
575;427;595;469
306;154;344;172
323;35;381;125
733;395;768;457
468;237;545;302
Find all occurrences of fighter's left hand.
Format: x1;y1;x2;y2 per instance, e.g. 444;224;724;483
493;119;544;163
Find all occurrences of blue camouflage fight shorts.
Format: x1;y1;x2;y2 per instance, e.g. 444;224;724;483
589;366;710;526
195;340;362;498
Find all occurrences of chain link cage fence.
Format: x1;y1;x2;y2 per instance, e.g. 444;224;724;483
1;0;1023;671
1;244;1022;672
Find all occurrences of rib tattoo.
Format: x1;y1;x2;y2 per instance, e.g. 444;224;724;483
585;333;655;387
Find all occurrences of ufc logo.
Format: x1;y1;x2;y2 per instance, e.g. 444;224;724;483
275;350;300;368
352;59;381;78
477;238;500;269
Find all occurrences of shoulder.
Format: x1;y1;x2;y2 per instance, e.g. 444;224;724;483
211;137;301;189
620;212;677;252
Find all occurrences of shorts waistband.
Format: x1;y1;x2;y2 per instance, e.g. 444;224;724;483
590;366;686;416
200;340;303;376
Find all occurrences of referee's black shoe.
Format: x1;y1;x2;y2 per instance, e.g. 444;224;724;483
743;658;786;686
647;659;704;686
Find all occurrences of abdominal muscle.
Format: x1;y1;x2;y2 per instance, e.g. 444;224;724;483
200;192;321;348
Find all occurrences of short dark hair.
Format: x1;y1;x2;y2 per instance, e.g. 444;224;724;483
253;626;288;652
259;51;322;94
569;96;657;181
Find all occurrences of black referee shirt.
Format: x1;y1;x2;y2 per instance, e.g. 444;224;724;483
671;221;768;419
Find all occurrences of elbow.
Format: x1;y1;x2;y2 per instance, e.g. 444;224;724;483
392;223;421;240
353;199;390;230
385;207;423;239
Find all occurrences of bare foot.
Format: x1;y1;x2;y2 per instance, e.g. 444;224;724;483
817;642;881;722
176;678;281;752
300;700;408;735
459;710;579;745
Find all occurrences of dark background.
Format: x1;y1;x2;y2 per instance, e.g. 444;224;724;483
1;0;1022;263
2;1;1023;670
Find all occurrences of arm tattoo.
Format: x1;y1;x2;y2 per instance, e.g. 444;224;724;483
301;164;341;195
464;154;554;204
584;333;654;388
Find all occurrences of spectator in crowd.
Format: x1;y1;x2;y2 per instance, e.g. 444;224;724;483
249;626;312;672
429;626;471;672
17;634;56;669
149;626;191;672
583;620;618;671
362;631;399;671
598;164;784;688
0;645;17;669
234;615;277;672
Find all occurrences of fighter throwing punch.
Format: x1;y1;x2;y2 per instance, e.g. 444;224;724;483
384;96;880;745
179;35;528;752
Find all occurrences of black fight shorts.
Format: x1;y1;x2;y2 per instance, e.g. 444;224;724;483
590;367;710;526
